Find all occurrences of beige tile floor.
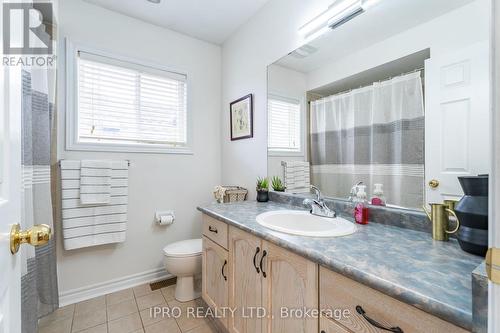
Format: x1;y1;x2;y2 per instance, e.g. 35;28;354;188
38;284;219;333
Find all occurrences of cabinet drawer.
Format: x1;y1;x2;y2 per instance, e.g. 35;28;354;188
202;214;228;249
320;316;351;333
320;267;468;333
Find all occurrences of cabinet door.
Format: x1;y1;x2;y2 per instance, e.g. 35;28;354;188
202;236;229;329
261;241;318;333
228;227;263;333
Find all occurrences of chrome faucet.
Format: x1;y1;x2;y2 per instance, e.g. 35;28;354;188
303;185;336;218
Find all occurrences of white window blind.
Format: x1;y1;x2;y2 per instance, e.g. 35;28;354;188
268;96;301;153
76;51;188;148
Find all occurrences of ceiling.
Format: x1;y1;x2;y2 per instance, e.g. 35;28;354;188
277;0;476;73
83;0;271;44
309;49;430;96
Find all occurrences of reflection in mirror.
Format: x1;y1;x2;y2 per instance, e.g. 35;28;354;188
267;0;491;211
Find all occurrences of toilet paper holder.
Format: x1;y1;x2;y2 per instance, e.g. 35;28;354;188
155;211;175;225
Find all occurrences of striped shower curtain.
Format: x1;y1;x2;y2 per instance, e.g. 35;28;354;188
21;67;58;333
310;72;425;208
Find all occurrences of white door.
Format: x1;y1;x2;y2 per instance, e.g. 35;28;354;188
425;41;490;204
0;1;23;330
490;4;500;332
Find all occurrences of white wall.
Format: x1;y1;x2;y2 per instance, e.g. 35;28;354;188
267;64;307;180
221;0;333;198
307;0;490;91
56;0;221;297
221;0;489;196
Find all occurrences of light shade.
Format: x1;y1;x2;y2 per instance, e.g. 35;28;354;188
298;0;379;39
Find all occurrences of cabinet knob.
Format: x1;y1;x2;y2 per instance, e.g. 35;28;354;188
221;260;227;281
259;250;267;278
253;247;261;273
356;305;403;333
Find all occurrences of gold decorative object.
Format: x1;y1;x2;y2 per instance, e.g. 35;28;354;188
443;199;458;211
10;223;52;254
486;248;500;284
423;203;460;241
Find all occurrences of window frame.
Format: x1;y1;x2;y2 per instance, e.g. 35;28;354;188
65;39;193;154
267;92;306;157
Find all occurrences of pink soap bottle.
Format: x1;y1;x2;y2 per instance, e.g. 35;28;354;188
371;183;386;206
353;185;369;225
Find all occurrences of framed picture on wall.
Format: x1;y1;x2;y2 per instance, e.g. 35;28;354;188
230;94;253;140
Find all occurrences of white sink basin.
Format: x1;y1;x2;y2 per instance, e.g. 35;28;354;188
256;210;356;237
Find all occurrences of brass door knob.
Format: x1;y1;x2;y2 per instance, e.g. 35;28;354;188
10;224;52;254
428;179;440;188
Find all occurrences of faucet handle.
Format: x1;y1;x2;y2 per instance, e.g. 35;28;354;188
310;185;321;201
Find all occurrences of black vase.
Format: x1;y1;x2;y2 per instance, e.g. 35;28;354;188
256;190;269;202
454;175;488;256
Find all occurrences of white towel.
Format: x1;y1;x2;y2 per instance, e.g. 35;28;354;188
80;160;112;204
60;160;129;250
282;161;311;193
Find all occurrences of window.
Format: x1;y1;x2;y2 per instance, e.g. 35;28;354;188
268;95;302;154
67;42;191;153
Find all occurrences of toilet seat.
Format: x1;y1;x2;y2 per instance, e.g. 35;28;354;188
163;239;202;258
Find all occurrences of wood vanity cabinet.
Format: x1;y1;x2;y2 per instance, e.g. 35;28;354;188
203;214;228;249
319;316;351;333
202;214;231;330
319;267;469;333
202;236;229;329
261;240;318;333
201;213;467;333
228;226;318;333
228;227;263;333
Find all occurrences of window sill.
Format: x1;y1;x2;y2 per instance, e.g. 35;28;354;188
66;141;194;155
268;150;304;157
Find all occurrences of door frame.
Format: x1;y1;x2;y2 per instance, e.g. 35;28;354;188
489;0;500;332
0;0;23;331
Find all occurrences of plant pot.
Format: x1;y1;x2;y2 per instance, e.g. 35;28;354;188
256;190;269;202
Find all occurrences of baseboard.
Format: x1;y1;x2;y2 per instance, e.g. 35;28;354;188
59;268;171;307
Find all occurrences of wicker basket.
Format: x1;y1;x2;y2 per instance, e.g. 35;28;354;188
214;186;248;203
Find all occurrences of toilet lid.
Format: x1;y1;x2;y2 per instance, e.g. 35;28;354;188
163;239;202;258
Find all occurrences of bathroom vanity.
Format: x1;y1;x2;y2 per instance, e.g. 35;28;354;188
198;199;483;333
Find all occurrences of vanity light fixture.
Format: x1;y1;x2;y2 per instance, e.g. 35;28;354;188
299;0;382;39
146;0;161;3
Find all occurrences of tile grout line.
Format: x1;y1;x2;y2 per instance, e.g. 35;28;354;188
40;284;215;333
70;304;75;333
167;293;183;333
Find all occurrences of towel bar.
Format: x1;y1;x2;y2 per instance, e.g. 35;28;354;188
57;159;131;167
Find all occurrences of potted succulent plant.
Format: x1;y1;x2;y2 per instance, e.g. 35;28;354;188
256;177;269;202
271;176;286;192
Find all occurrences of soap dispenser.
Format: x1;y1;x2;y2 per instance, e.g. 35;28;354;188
371;183;386;206
353;185;369;225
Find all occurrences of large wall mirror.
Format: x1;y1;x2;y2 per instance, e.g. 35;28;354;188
267;0;490;211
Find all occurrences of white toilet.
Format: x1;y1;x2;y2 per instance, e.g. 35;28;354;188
163;238;202;302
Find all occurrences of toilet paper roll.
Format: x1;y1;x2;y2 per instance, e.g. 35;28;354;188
159;215;174;225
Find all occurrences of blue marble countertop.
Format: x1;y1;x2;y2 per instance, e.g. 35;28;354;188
197;200;483;331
